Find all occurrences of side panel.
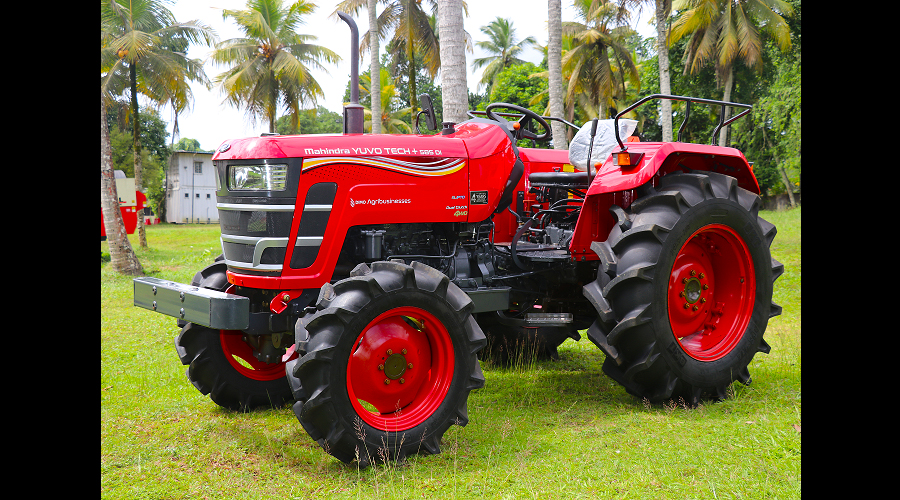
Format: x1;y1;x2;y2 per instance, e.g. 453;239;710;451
466;146;518;223
273;155;469;290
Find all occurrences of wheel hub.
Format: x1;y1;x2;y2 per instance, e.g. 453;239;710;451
683;276;703;304
383;351;408;380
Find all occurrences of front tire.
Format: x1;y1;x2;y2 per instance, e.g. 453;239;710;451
174;261;296;411
585;172;783;404
289;261;486;465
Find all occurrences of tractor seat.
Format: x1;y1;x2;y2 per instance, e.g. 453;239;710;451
528;171;590;189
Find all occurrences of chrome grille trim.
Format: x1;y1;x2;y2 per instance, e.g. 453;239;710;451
216;203;296;212
220;234;324;270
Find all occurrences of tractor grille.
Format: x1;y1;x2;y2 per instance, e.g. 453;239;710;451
218;202;296;276
213;156;337;276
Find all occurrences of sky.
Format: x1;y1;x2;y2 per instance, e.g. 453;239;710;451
160;0;657;152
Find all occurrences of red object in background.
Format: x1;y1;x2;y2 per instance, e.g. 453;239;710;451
101;179;148;238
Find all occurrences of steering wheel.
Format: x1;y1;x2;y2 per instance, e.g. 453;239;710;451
484;102;552;142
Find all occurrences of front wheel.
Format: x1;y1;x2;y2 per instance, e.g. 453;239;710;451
174;261;296;411
585;171;783;405
289;261;486;465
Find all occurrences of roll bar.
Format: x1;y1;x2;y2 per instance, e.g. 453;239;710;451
614;94;752;149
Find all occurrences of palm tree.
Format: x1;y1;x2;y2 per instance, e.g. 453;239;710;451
530;35;580;141
562;0;640;120
338;0;442;114
669;0;793;146
357;68;413;133
437;0;468;123
101;0;215;248
472;17;537;95
212;0;340;134
547;0;568;149
617;0;674;141
101;94;144;276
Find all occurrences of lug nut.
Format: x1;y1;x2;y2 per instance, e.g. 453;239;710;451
408;363;413;369
399;378;405;384
384;379;390;385
702;284;709;290
387;349;393;355
699;273;705;279
690;270;696;276
692;305;699;311
378;364;384;371
401;349;407;355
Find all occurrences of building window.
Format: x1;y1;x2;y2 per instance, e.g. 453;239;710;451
194;161;203;174
207;194;211;198
196;193;200;198
184;193;189;198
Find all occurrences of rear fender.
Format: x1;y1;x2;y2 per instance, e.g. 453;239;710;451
586;141;760;197
569;142;761;260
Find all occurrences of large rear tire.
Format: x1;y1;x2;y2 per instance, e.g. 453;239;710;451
289;261;486;465
584;172;783;405
174;261;296;411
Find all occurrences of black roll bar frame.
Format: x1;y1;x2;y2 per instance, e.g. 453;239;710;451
613;94;752;149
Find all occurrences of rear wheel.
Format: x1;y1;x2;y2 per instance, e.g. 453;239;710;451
289;261;486;465
585;172;783;404
174;261;296;411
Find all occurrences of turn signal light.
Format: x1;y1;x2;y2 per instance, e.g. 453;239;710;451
614;150;645;167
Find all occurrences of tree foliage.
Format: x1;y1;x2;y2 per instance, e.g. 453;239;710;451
276;106;343;135
487;62;548;114
472;17;537;94
211;0;340;133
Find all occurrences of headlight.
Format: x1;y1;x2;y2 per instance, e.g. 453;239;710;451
228;164;288;191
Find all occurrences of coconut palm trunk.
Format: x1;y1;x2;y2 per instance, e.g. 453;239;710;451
101;94;143;276
548;0;567;149
656;0;673;142
129;64;148;247
718;66;734;146
368;0;382;133
438;0;468;124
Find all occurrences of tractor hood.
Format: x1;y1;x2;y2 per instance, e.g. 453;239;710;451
211;121;510;162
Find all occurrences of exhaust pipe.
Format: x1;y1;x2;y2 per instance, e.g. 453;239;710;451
337;12;365;134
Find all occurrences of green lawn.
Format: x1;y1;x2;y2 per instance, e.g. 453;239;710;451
101;207;800;499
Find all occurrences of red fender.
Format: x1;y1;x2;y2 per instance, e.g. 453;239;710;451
587;141;759;197
569;141;761;260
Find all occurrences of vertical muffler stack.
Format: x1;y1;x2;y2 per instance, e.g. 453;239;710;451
337;12;365;134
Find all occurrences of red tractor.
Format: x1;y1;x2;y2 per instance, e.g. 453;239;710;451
133;13;781;461
133;89;781;465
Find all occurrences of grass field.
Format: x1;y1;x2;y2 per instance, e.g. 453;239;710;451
101;207;800;499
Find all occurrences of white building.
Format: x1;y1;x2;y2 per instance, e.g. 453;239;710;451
166;150;218;224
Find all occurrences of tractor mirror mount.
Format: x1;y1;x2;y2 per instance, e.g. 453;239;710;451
416;93;438;133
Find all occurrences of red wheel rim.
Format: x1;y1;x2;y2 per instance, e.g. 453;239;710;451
347;307;455;432
667;224;755;361
220;330;296;381
218;285;297;381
